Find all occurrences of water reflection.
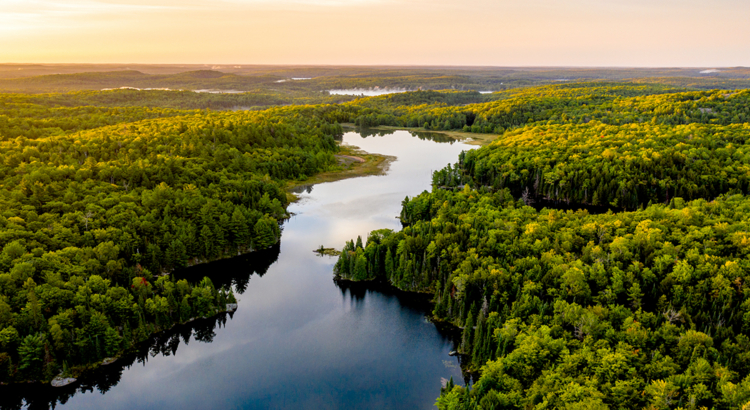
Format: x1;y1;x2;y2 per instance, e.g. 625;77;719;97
335;278;433;313
328;89;409;97
0;246;281;410
177;243;281;294
288;184;314;196
356;127;459;144
333;278;477;387
1;314;233;410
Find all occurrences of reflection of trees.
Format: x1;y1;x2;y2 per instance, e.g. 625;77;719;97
356;127;397;138
334;277;438;313
408;131;456;144
0;313;234;410
175;243;281;294
0;245;281;410
354;127;456;144
333;278;473;384
288;184;314;195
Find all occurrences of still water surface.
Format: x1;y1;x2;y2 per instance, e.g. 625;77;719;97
328;89;409;96
6;129;473;410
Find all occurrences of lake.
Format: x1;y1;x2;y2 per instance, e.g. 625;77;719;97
2;129;473;410
328;89;410;96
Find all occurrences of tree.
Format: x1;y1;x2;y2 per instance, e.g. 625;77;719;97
104;327;122;357
18;333;45;378
253;215;279;249
230;208;250;247
180;296;192;322
200;224;214;257
354;254;368;281
24;278;43;330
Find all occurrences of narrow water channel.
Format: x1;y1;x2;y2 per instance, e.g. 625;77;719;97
4;129;474;410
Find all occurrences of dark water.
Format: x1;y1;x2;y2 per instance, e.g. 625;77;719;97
3;130;472;410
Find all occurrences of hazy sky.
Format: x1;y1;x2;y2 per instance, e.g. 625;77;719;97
2;0;748;66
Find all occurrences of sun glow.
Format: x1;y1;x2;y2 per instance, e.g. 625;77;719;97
0;0;748;65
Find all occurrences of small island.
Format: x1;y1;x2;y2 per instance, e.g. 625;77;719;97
313;246;341;256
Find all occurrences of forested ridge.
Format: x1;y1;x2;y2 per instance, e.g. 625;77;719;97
335;84;750;409
346;86;750;208
3;65;750;94
0;100;344;383
346;85;749;133
436;121;750;210
0;96;190;140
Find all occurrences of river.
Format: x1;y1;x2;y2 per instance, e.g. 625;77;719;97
2;129;473;410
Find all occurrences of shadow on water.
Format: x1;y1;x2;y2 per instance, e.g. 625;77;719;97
333;279;475;385
0;244;281;410
173;244;281;294
408;131;459;144
174;243;281;294
335;279;434;314
0;313;234;410
356;127;459;144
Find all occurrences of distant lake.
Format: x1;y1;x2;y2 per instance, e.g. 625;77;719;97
275;78;312;83
330;89;496;96
328;89;411;96
192;89;245;94
3;129;473;410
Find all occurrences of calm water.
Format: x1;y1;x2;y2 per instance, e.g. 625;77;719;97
3;130;473;410
328;89;410;96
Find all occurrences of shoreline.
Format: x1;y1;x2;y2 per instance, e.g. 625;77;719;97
286;142;395;203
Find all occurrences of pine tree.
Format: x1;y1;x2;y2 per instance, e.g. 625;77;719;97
253;215;279;249
354;254;368;281
180;296;192;322
461;311;474;354
385;249;394;279
18;333;45;378
104;327;122;357
200;224;214;257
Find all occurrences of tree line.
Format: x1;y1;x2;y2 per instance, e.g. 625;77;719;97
343;85;749;134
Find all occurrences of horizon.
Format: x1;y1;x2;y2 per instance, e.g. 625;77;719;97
1;63;748;69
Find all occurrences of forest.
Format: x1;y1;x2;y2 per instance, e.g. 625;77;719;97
4;69;750;409
335;84;750;409
0;96;345;383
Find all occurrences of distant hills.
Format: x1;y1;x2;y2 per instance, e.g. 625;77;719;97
0;70;279;93
1;64;749;93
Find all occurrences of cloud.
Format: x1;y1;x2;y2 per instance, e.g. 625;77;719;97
220;0;387;4
0;0;177;33
0;0;387;33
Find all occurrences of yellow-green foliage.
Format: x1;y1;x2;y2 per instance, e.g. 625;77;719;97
353;188;750;410
0;104;341;382
337;83;750;409
446;121;750;209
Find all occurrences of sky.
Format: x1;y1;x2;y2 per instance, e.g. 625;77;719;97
1;0;749;66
